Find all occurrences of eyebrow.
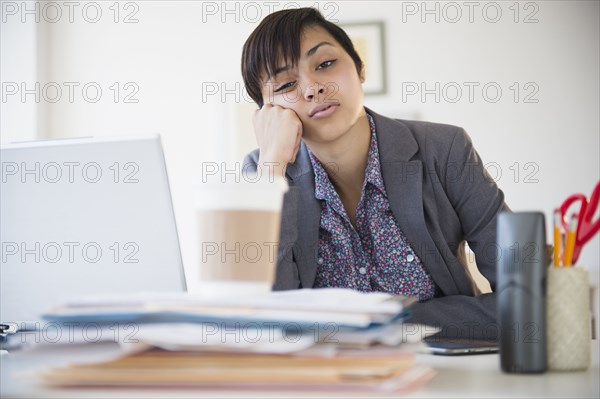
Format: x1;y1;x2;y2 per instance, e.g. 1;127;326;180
273;41;334;77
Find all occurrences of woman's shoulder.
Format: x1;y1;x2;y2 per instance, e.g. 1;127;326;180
395;118;464;136
242;148;260;169
368;108;473;161
396;118;473;154
368;107;467;142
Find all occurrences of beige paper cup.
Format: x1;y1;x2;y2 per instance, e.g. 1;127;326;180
195;171;288;297
546;267;591;371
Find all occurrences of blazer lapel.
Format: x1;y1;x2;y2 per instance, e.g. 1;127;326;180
368;108;461;295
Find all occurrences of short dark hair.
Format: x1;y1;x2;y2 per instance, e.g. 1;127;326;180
241;8;363;108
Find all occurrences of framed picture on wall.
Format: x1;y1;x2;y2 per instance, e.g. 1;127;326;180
339;21;387;95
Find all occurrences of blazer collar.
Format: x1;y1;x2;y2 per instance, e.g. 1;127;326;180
365;107;419;163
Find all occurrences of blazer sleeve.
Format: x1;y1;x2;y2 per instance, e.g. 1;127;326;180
407;127;510;341
445;127;509;290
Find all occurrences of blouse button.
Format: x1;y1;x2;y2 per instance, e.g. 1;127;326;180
359;267;367;275
407;254;415;262
318;258;324;265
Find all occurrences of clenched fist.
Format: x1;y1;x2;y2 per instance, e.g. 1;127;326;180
253;104;303;178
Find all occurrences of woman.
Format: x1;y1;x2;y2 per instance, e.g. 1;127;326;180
241;8;509;340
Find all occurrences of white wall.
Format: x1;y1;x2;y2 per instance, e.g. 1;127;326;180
2;1;598;286
1;1;38;141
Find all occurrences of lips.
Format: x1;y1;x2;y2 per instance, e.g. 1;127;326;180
309;102;340;119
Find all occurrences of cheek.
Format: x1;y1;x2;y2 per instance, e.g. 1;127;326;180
262;88;304;108
341;71;363;93
278;89;305;106
329;71;361;100
267;94;305;112
323;81;341;103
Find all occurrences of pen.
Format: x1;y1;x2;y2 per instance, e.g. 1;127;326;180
553;209;562;267
563;213;578;267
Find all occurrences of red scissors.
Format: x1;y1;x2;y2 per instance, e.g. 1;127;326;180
560;181;600;264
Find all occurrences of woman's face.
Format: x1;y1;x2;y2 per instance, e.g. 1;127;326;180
260;25;365;144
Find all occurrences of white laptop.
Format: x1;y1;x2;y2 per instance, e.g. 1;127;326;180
1;134;186;329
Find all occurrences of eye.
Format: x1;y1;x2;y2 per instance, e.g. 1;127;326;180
317;59;336;70
274;81;296;93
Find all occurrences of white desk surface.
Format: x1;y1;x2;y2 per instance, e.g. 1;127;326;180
1;340;598;398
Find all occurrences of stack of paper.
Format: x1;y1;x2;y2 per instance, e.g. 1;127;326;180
43;288;414;328
36;288;436;393
39;345;434;393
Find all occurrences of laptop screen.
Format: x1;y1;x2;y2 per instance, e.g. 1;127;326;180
1;134;186;327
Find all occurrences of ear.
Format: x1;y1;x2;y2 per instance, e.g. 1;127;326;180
359;64;366;83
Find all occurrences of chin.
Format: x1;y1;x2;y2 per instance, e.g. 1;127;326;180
303;104;363;143
304;124;346;144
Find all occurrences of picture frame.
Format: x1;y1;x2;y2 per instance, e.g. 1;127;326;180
338;21;387;95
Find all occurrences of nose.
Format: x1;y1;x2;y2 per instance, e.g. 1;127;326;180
303;81;325;102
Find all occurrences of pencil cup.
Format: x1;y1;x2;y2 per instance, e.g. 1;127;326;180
546;267;591;371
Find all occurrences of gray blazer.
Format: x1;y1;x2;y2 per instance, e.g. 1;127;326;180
243;107;509;340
